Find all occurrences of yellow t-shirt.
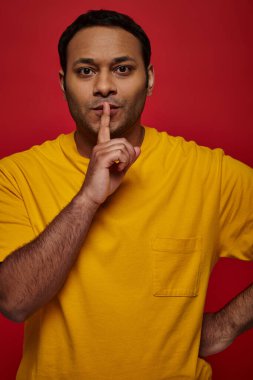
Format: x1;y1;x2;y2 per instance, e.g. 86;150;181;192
0;127;252;380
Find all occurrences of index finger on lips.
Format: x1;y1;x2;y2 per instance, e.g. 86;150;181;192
97;102;110;144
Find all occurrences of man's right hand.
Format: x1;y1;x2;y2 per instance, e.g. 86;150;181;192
1;101;144;322
81;102;141;205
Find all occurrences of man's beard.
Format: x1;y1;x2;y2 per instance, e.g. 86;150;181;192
77;112;139;140
65;89;148;141
68;103;145;140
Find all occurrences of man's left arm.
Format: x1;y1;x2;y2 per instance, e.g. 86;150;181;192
200;154;253;357
200;282;253;356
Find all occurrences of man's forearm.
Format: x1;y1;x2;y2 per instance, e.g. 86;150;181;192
221;282;253;335
200;282;253;357
0;192;99;323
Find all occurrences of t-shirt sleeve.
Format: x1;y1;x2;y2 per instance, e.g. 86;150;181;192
0;163;35;262
218;154;253;260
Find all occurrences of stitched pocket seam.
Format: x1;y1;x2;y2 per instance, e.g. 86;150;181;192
152;237;202;297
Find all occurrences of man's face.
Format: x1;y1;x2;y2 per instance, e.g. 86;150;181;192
60;26;154;139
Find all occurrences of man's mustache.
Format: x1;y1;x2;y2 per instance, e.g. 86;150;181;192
89;99;124;109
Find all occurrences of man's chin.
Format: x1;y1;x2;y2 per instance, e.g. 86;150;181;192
109;124;128;139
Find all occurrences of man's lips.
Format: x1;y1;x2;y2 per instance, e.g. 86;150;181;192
91;103;121;116
92;104;120;110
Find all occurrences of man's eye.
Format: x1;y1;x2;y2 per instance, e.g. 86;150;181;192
114;66;132;75
77;67;94;76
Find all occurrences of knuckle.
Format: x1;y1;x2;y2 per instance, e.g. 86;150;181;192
118;137;128;145
94;150;104;161
93;148;99;158
119;144;126;151
93;145;100;153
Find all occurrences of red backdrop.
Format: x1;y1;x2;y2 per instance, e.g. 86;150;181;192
0;1;252;379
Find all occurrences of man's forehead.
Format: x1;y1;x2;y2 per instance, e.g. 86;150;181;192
67;26;143;63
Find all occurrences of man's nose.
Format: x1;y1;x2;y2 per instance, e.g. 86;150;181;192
93;72;117;97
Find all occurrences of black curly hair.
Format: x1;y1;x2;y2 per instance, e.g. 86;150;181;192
58;9;151;75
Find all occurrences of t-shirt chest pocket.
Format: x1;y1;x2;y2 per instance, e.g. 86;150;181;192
152;237;202;297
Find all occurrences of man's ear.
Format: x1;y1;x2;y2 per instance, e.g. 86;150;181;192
59;70;66;99
147;64;154;96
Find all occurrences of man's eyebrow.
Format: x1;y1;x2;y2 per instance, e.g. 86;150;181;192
72;56;136;67
73;58;95;66
112;56;136;64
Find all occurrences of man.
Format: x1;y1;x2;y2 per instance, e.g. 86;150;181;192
0;9;252;380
